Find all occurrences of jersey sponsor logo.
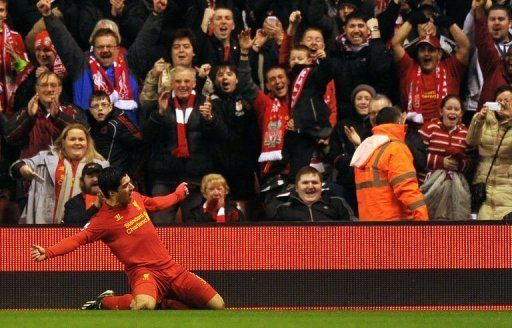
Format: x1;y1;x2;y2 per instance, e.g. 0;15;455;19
124;211;151;234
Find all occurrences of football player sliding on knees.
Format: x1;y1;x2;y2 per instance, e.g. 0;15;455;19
31;167;225;310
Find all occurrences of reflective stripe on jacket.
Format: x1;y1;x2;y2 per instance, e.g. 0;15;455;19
354;124;429;221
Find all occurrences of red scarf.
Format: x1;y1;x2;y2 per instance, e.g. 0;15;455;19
290;67;311;109
172;91;196;158
407;64;447;116
89;52;136;110
258;97;289;162
203;202;225;223
1;23;15;110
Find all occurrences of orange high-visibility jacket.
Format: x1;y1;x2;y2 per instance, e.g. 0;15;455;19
353;124;429;221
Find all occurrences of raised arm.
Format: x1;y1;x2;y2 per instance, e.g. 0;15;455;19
433;13;471;64
391;11;429;62
37;0;86;79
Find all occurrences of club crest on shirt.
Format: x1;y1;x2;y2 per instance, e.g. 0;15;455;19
115;213;123;221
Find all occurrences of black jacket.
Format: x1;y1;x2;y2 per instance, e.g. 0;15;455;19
406;125;428;174
289;58;334;138
142;94;227;185
333;39;393;120
89;107;143;174
182;197;245;223
266;190;352;222
62;193;99;225
210;91;260;175
195;31;241;67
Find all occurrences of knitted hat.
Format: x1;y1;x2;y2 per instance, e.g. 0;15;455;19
351;84;376;102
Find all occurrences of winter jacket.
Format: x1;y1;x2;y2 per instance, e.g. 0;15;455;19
352;123;429;221
195;31;241;67
209;91;260;178
89;107;143;174
142;94;226;185
182;197;244;223
266;190;352;222
333;39;393;120
62;192;100;225
4;103;88;159
10;149;108;224
289;58;333;138
466;111;512;220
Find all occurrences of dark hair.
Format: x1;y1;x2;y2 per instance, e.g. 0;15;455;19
375;106;403;125
344;12;367;26
292;45;311;54
489;4;512;21
264;65;288;83
212;63;238;78
89;90;111;106
494;85;512;100
92;28;120;45
440;94;462;109
170;28;197;53
98;167;126;199
295;166;322;183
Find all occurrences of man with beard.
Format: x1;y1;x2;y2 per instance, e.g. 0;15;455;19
473;0;512;107
10;30;69;114
62;162;103;225
87;91;142;176
391;9;470;125
36;0;170;125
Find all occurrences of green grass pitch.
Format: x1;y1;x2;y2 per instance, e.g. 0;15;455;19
1;310;512;328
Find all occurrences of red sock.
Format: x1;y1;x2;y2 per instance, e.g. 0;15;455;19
101;294;133;310
160;298;192;310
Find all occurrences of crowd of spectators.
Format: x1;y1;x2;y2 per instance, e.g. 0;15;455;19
0;0;511;224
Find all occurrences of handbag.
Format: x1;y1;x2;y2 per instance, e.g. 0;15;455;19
470;126;510;212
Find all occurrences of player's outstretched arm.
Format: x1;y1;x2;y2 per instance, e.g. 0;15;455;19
31;244;46;261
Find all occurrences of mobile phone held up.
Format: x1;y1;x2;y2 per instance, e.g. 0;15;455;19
485;102;501;111
266;16;278;26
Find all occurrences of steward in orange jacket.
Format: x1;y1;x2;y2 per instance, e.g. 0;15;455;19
350;115;428;221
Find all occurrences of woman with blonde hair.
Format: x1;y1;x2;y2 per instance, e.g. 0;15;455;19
11;124;109;224
181;173;244;223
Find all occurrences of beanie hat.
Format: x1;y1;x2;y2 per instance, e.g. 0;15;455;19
351;84;376;102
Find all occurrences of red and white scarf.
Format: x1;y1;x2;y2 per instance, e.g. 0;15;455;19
172;90;196;158
1;23;15;110
407;64;447;124
203;202;225;223
258;97;289;162
89;52;137;111
290;67;311;109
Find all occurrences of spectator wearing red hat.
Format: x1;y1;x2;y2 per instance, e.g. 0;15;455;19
10;30;69;114
391;9;470;125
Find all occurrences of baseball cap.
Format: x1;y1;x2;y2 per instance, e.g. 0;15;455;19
417;35;441;49
82;163;103;176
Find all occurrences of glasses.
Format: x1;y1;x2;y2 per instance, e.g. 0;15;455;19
90;102;111;110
